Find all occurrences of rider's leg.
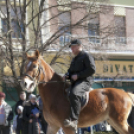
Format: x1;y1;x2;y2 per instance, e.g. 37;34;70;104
64;81;91;131
64;84;82;132
69;93;81;121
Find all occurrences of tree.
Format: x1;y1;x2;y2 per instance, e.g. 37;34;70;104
0;0;114;100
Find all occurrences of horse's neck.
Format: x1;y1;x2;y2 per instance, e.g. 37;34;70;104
39;57;54;82
39;73;67;112
38;58;69;111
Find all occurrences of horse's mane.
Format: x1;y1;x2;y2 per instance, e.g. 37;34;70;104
39;56;70;87
40;56;54;72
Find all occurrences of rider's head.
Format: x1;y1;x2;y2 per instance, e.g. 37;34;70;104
69;39;82;56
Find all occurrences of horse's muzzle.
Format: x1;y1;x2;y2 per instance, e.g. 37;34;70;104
20;77;35;93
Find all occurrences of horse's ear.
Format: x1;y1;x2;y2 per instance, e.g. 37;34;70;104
34;50;40;58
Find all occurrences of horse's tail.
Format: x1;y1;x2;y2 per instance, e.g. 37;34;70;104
127;92;134;106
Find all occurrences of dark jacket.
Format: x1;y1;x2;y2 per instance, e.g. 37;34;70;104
14;100;25;115
66;51;96;84
38;97;47;134
23;101;40;134
16;114;24;134
2;101;14;126
128;106;134;128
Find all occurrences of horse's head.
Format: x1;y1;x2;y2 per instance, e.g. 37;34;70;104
21;50;43;93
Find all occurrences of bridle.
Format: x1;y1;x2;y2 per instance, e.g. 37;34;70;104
24;62;45;85
24;61;68;85
23;60;69;97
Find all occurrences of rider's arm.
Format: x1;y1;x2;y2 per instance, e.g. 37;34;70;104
65;68;71;79
77;54;96;79
65;60;73;79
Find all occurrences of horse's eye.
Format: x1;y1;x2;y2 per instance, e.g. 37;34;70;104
33;65;37;68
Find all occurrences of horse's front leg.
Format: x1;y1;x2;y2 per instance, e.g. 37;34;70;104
46;124;59;134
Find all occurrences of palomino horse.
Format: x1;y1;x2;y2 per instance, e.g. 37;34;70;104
21;50;134;134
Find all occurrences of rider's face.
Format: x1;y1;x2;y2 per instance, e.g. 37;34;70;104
71;45;82;56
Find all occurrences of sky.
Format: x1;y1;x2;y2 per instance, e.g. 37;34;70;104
110;0;134;6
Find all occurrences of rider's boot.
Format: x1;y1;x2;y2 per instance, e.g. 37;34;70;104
64;94;81;132
64;118;78;132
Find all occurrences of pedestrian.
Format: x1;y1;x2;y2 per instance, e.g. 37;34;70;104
14;91;26;115
38;96;47;134
13;105;24;134
128;91;134;129
57;128;64;134
0;92;13;134
23;94;41;134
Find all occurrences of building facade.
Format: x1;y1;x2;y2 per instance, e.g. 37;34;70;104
44;0;134;91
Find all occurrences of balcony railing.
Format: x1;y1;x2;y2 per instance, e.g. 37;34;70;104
47;36;134;52
59;35;71;46
115;37;126;44
89;36;101;44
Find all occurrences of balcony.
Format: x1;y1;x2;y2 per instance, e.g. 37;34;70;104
59;35;71;46
115;37;126;44
47;36;134;52
89;36;101;44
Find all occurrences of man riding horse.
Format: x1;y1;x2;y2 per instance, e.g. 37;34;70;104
63;39;96;131
22;48;134;134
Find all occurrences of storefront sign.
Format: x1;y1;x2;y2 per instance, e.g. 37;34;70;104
95;60;134;77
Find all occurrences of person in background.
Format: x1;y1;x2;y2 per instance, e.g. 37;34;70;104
14;91;26;115
128;91;134;129
13;105;24;134
131;103;134;128
57;128;64;134
23;94;41;134
0;92;13;134
37;96;47;134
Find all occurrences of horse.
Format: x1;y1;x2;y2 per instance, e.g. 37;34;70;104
21;50;134;134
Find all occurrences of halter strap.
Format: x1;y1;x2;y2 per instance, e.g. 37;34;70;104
25;74;34;81
24;64;43;84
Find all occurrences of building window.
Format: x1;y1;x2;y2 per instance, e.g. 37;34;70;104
88;13;100;44
59;26;71;46
114;16;126;44
1;18;24;38
58;12;71;46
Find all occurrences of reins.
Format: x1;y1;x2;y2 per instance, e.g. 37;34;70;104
23;59;70;97
24;61;69;85
38;80;68;84
24;63;69;96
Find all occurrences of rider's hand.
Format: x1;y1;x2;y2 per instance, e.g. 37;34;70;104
63;75;69;81
71;75;78;81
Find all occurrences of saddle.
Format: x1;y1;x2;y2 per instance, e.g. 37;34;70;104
65;88;93;110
